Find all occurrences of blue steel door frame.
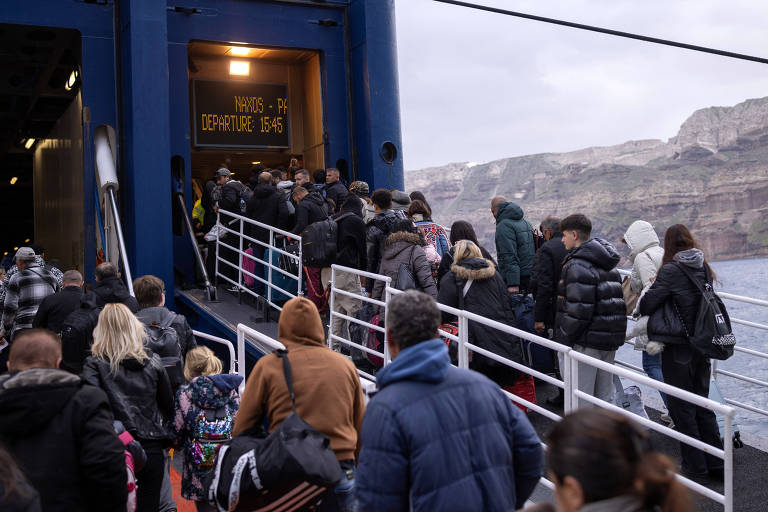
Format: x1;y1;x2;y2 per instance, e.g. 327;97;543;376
0;1;118;283
166;1;353;287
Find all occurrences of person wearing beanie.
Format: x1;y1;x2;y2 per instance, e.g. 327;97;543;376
233;297;365;510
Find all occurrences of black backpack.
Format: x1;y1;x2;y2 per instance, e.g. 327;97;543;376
137;310;185;389
674;263;736;360
300;213;354;268
225;180;253;214
60;300;102;373
206;350;342;511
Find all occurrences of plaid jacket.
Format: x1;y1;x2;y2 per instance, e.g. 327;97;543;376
0;256;63;315
1;264;59;336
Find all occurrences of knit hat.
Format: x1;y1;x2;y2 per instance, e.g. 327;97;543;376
14;247;36;262
348;180;369;197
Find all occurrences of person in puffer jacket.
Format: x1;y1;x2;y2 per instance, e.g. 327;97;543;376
556;214;626;403
438;240;523;387
173;347;242;508
622;220;668;410
356;291;543;512
638;224;723;480
491;197;535;293
365;189;405;290
371;219;438;302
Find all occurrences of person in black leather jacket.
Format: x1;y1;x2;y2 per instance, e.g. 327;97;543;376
556;214;626;403
81;303;173;512
638;224;723;480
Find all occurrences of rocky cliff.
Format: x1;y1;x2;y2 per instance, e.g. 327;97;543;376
405;96;768;262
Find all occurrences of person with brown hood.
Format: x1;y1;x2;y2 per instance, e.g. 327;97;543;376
233;297;365;512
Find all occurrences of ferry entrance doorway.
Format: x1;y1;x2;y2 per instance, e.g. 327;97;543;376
0;23;83;270
187;42;325;192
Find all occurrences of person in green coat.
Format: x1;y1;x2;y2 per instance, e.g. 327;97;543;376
491;196;535;293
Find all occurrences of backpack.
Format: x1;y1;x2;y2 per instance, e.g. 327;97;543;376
300;213;355;268
140;311;185;388
211;184;223;203
60;302;102;373
225;180;252;214
192;403;235;467
674;263;736;360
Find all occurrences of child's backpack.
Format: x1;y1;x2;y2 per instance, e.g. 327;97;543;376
192;404;235;467
114;420;146;512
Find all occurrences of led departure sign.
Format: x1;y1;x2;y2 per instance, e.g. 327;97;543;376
193;80;290;148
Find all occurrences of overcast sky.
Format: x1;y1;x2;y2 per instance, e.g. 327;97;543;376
394;0;768;170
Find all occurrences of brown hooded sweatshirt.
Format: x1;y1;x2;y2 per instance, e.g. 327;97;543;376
232;297;365;461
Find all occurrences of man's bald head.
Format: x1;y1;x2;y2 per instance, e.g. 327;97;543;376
258;171;272;185
491;196;507;218
8;329;62;371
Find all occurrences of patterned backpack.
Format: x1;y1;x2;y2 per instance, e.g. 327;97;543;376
192;404;235;467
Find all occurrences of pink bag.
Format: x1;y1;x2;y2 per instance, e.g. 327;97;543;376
242;247;255;288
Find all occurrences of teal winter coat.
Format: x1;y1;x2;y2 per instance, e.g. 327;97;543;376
494;202;535;286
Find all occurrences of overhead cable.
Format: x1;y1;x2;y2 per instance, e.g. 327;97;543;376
433;0;768;65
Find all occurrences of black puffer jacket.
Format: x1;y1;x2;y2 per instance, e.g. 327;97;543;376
92;277;139;313
0;368;127;512
530;233;568;327
555;238;626;350
639;249;707;345
365;210;402;289
438;257;524;386
435;244;495;288
324;180;348;213
335;196;367;270
292;190;329;236
371;232;438;302
245;183;280;243
81;353;174;442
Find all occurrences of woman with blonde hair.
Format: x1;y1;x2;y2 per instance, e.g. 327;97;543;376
437;240;524;388
173;347;242;511
82;302;174;512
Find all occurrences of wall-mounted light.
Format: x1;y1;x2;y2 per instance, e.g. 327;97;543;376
229;60;250;76
24;138;35;150
10;177;18;185
229;46;251;57
65;69;79;91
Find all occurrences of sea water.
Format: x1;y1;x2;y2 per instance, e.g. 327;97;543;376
617;256;768;441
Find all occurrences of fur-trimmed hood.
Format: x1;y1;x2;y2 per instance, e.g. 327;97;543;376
382;231;425;260
450;257;497;281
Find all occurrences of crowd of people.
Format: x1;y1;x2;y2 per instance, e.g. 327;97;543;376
0;160;727;510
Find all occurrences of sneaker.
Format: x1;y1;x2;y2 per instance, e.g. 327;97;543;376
226;285;240;293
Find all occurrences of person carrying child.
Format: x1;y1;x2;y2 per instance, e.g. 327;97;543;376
173;347;243;511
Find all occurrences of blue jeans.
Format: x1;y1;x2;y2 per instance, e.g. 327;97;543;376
643;351;669;408
317;461;355;512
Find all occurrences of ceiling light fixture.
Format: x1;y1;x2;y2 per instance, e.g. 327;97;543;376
24;238;30;243
251;161;261;165
229;46;251;57
13;247;18;251
229;60;250;76
65;70;79;91
10;177;18;185
24;138;35;150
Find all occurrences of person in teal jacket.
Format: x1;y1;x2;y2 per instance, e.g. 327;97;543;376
491;196;535;293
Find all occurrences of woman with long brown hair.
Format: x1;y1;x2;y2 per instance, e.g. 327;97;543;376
638;224;723;481
522;409;692;512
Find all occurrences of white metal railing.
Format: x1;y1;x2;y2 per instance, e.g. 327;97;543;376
215;208;303;311
192;329;238;375
617;268;768;419
327;264;736;511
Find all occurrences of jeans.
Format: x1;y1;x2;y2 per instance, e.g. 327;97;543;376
642;351;669;408
159;450;176;512
317;460;355;512
330;271;363;350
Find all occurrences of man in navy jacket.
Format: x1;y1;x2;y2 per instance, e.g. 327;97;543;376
356;290;543;512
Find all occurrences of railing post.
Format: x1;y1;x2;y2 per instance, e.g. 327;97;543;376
457;311;469;369
328;267;337;349
724;412;734;512
569;351;580;410
215;211;220;286
238;218;244;291
562;350;572;413
236;327;245;380
297;237;304;297
712;360;719;382
383;284;391;365
267;230;273;304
